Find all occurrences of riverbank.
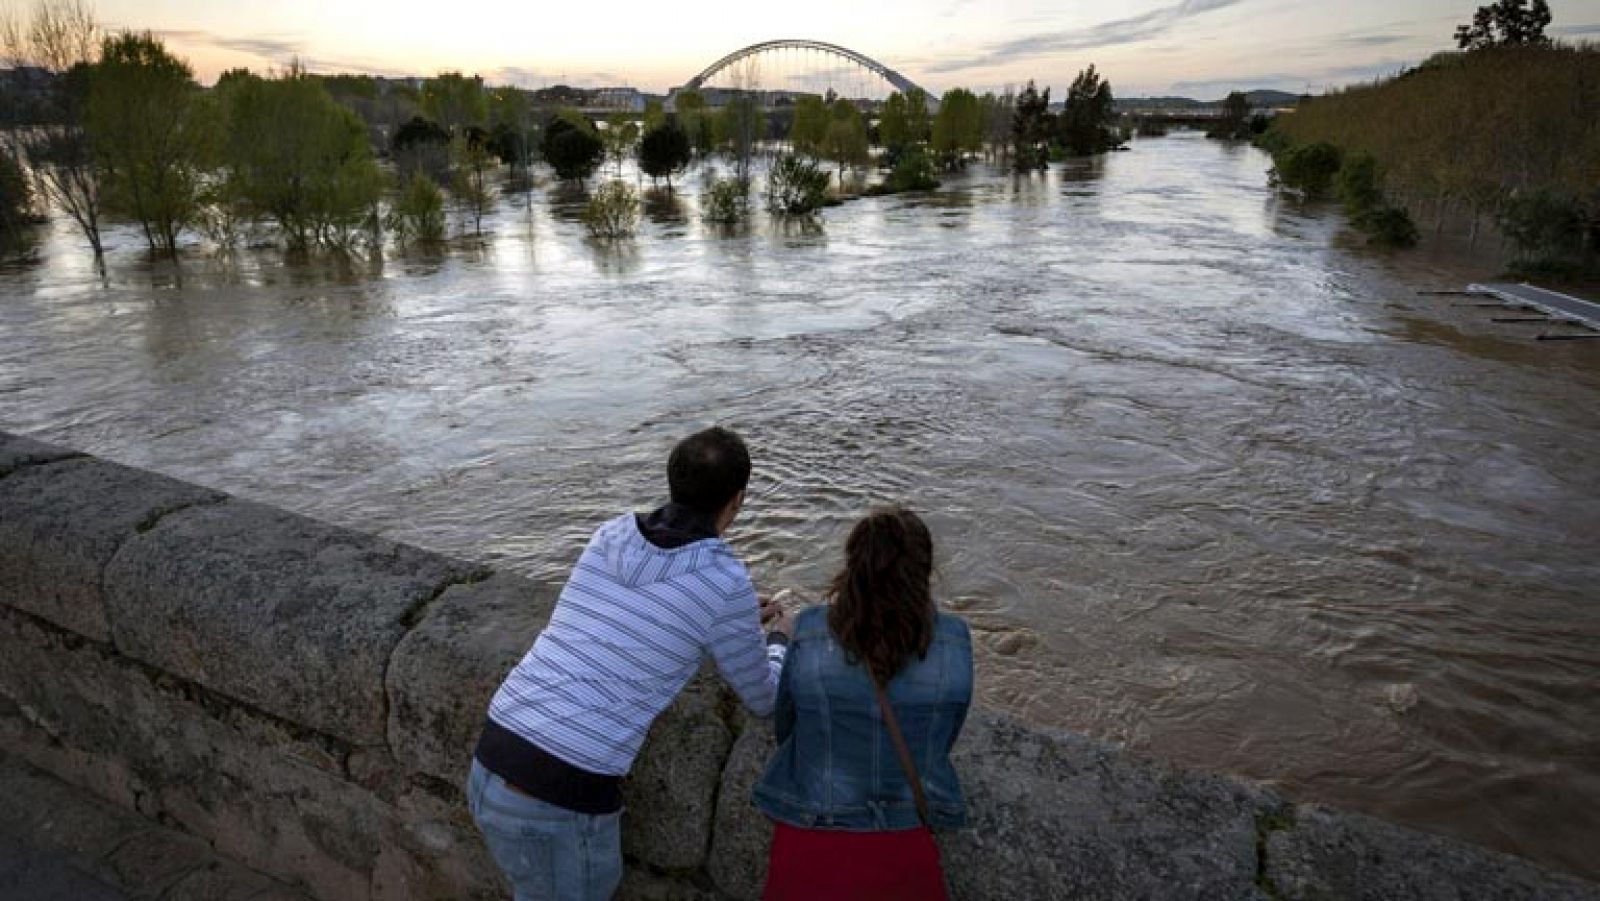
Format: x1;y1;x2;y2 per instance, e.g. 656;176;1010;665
3;429;1596;899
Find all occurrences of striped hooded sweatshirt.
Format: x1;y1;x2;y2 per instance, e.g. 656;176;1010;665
475;505;786;812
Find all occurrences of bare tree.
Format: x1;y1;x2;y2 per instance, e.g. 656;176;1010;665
2;0;99;72
2;0;105;265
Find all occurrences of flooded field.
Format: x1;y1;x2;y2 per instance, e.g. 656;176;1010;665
3;133;1597;878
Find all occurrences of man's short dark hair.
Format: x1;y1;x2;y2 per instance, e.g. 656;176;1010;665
668;427;751;515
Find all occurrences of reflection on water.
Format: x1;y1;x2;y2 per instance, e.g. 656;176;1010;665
2;133;1598;880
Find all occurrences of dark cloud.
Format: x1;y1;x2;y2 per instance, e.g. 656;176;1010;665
1336;33;1411;47
154;28;302;60
149;27;410;78
927;0;1246;74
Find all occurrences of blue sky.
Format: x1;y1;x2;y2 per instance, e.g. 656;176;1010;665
92;0;1600;98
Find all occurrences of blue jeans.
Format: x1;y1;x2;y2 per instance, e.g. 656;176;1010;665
467;759;624;901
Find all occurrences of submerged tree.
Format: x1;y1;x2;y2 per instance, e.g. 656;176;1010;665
637;117;691;190
823;99;870;184
216;64;384;249
541;111;603;182
931;88;982;168
2;0;104;263
1011;80;1051;171
87;31;210;258
1058;65;1117;156
789;95;829;157
602;111;640;177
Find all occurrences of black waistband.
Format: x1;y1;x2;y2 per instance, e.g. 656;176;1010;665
473;718;623;815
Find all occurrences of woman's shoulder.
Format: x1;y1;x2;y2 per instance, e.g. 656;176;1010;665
793;604;830;638
933;610;972;644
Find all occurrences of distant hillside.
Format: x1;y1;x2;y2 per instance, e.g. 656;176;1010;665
1241;89;1302;106
1116;88;1302;110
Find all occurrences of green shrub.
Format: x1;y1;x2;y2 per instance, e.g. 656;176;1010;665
1336;153;1384;216
1272;141;1342;199
703;177;749;224
765;154;830;216
1353;206;1419;247
871;145;941;195
583;180;640;238
542;112;604;182
1498;190;1588;262
387;171;446;243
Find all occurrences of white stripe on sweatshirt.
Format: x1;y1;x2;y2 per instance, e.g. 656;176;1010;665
487;513;785;777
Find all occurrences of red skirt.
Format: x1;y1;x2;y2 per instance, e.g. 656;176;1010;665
762;821;948;901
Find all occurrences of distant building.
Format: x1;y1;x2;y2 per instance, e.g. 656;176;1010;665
588;87;644;111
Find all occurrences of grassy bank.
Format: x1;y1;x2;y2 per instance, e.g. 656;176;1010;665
1261;43;1599;275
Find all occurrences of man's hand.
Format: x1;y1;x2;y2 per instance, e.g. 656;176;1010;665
761;589;796;639
766;605;795;640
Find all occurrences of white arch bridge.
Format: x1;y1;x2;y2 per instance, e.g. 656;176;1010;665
680;39;929;99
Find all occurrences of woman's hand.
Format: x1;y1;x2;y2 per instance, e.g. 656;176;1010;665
762;589;797;639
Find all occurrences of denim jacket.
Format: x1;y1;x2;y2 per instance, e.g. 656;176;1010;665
752;606;973;831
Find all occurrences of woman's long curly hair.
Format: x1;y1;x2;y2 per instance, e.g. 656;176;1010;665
826;506;936;685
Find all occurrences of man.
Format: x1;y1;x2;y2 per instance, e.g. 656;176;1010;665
467;426;793;901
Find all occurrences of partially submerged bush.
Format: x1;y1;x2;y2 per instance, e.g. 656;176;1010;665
386;171;446;243
583;180;640;238
703;177;749;224
1353;206;1419;247
765;154;830;216
1271;141;1341;199
1336;153;1384;216
870;145;941;196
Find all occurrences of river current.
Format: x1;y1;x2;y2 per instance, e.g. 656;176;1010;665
2;133;1597;879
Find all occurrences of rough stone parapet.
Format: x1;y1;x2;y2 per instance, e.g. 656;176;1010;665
0;747;313;900
1;430;1596;900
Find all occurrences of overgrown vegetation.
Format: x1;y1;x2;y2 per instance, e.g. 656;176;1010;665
1262;38;1597;270
582;180;639;238
702;177;749;224
868;145;940;196
637;117;691;190
385;170;446;244
541;112;603;183
765;154;830;216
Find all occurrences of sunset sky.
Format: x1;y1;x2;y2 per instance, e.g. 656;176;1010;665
88;0;1600;99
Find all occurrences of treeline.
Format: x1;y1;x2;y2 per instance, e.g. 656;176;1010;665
2;0;1131;255
1261;42;1599;271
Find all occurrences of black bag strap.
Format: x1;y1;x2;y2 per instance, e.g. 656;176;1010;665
872;674;931;828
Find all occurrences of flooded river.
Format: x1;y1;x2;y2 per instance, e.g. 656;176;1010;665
3;133;1597;879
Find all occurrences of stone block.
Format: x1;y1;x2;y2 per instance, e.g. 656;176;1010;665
385;573;556;786
706;718;777;900
103;498;481;745
0;457;220;641
939;711;1270;901
1264;804;1600;901
623;673;735;872
371;782;503;901
0;607;378;899
103;829;215;894
0;430;78;477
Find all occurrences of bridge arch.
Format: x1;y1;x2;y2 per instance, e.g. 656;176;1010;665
682;39;928;98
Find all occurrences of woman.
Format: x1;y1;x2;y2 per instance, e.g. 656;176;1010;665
753;506;974;900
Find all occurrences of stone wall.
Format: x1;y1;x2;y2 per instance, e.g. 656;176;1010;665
1;429;1595;901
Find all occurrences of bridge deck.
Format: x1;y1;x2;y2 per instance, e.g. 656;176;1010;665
1468;283;1600;331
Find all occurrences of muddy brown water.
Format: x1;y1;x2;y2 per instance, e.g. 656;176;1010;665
3;133;1597;879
